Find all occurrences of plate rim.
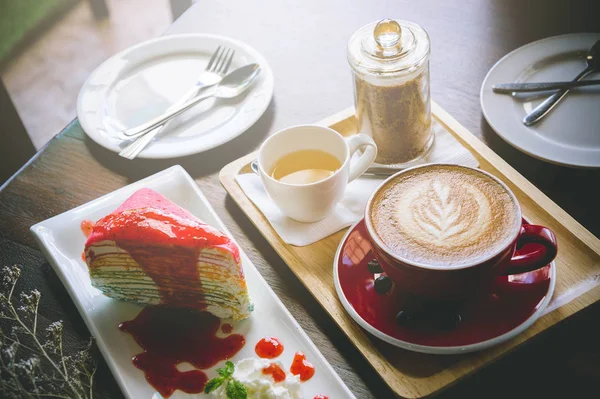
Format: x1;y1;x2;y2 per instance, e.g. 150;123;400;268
480;32;600;168
76;33;274;159
333;218;556;355
30;165;355;398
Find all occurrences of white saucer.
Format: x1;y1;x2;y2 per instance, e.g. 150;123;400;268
77;34;274;159
481;33;600;168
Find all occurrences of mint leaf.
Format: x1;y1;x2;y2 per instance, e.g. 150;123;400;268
204;376;226;394
218;360;235;377
226;379;247;399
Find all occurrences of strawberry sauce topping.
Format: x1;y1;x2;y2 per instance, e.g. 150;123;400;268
262;363;287;382
290;351;315;382
255;336;284;359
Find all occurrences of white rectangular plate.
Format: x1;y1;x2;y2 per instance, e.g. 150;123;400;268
31;165;354;399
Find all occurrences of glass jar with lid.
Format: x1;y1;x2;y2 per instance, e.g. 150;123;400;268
348;18;432;166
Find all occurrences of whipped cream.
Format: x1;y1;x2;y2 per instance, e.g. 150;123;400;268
211;358;302;399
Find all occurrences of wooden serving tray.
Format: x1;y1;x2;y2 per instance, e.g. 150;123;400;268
220;103;600;398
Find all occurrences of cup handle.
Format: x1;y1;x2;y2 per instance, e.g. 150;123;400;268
346;134;377;183
501;224;558;275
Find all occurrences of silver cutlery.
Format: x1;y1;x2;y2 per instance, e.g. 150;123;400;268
493;79;600;94
118;64;260;141
119;46;235;159
523;40;600;126
250;159;394;178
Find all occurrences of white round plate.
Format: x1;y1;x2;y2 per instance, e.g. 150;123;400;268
481;33;600;168
77;34;274;158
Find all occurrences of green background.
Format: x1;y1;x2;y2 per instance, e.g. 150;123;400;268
0;0;73;62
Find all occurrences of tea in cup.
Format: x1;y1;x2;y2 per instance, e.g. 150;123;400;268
270;149;342;185
258;125;377;222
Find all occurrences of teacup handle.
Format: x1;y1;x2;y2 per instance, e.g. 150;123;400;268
346;134;377;183
501;224;558;275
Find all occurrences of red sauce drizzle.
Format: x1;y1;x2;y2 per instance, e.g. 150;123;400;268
86;209;235;252
119;241;204;307
119;307;245;398
80;219;94;237
314;395;329;399
255;336;284;359
290;351;315;382
262;363;286;383
221;323;233;334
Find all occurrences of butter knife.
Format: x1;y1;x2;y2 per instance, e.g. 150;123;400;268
493;79;600;94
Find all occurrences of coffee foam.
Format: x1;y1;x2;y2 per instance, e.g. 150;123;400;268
370;165;520;267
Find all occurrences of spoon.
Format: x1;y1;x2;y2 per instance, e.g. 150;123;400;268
522;40;599;126
249;159;394;178
119;64;261;140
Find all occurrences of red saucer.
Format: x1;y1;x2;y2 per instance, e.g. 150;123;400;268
334;219;555;354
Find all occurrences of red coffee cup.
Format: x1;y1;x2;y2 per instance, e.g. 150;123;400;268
364;165;558;303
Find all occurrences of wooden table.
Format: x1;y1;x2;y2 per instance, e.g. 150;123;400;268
1;0;599;397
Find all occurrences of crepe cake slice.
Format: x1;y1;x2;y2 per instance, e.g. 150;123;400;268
84;188;253;321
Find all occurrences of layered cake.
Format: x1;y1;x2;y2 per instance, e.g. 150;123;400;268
84;188;253;320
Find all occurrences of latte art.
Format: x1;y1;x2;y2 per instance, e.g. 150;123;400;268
413;180;464;241
397;179;492;248
370;165;520;267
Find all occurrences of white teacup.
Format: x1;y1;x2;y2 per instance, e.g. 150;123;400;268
257;125;377;222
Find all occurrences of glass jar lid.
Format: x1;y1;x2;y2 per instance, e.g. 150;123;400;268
347;18;430;76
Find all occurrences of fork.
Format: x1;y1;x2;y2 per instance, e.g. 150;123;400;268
119;46;235;159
